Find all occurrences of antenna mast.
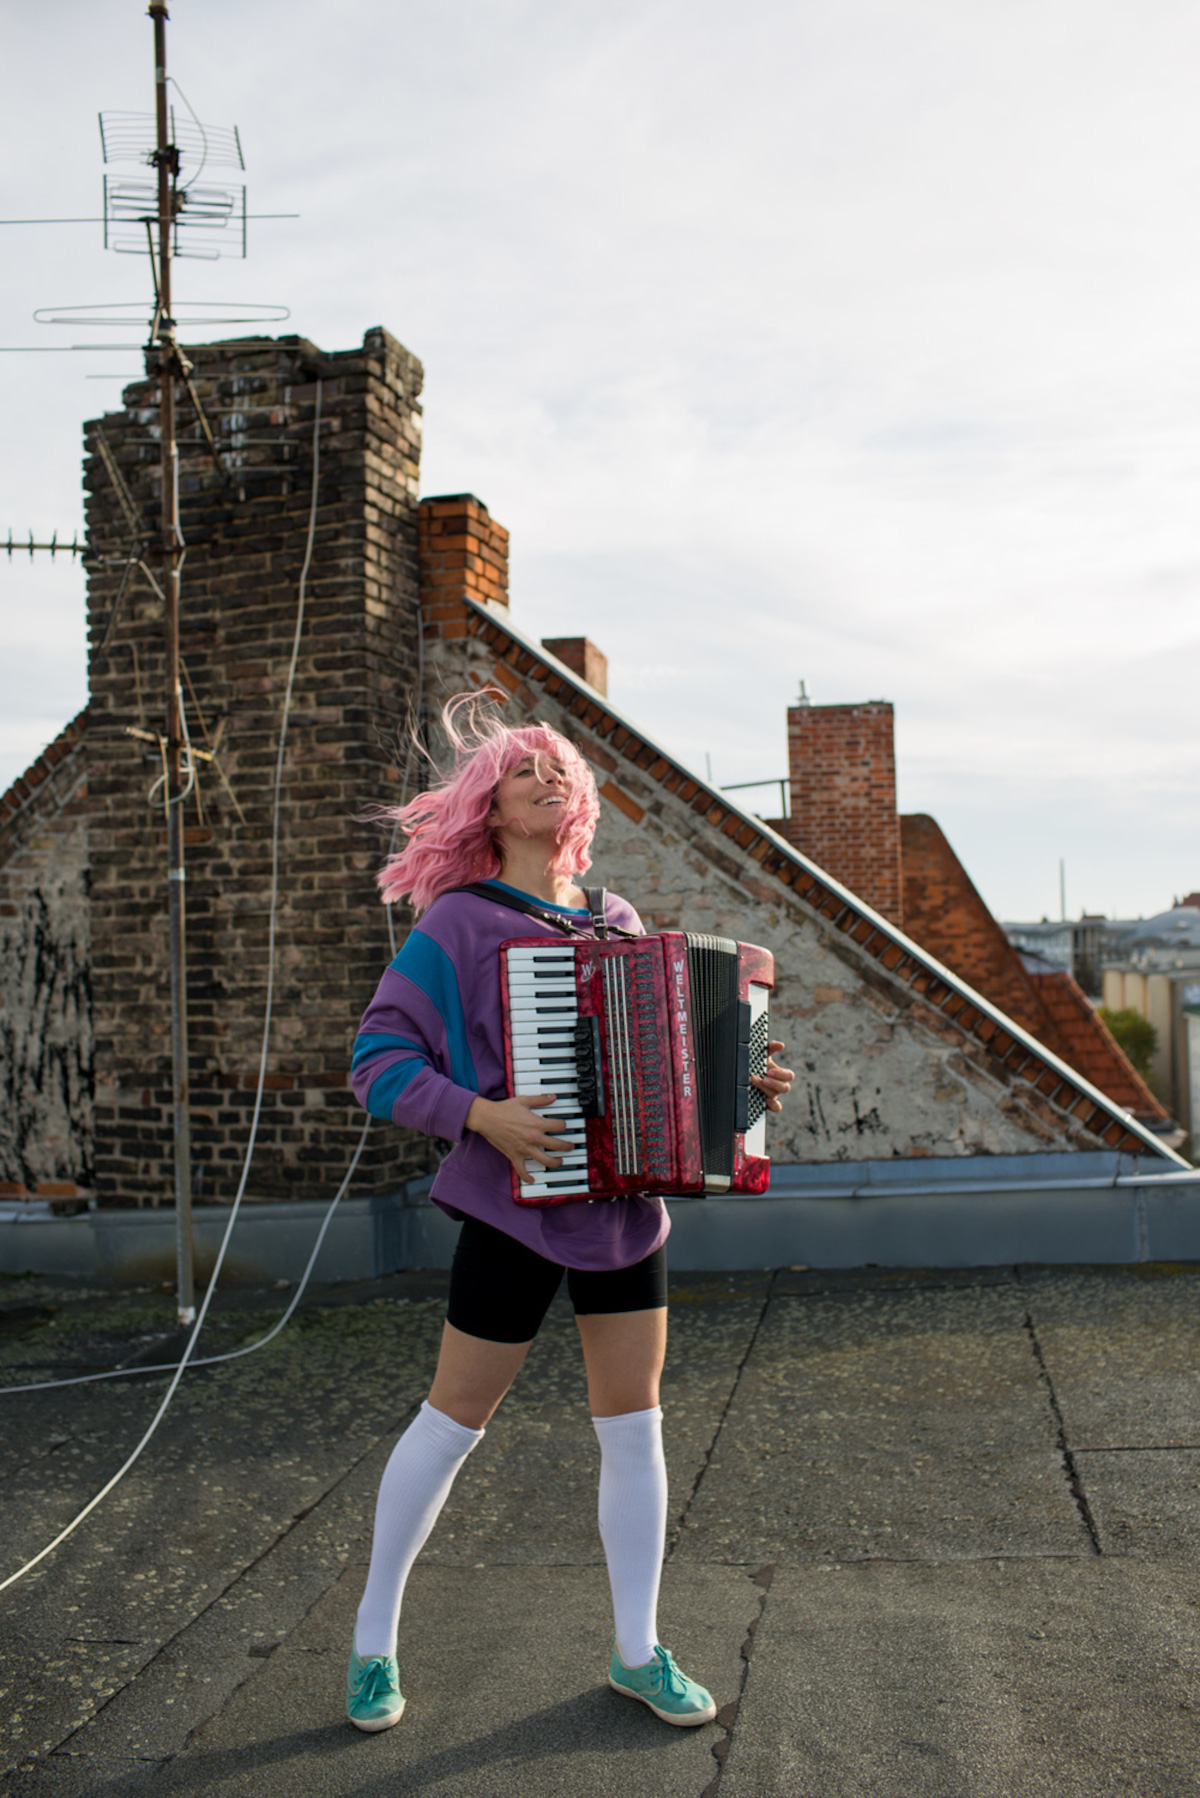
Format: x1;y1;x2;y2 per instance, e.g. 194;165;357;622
149;0;195;1325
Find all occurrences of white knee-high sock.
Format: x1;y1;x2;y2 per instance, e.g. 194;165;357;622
593;1405;668;1669
355;1400;484;1659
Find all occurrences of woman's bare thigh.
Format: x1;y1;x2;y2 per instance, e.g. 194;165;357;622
576;1307;668;1418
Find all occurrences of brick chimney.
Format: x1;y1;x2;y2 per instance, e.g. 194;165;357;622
83;326;428;1207
540;636;608;696
786;698;903;926
417;495;508;635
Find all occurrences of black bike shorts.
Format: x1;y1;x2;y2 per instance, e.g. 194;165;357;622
446;1214;668;1345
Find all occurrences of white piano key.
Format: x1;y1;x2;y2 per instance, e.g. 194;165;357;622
503;970;579;985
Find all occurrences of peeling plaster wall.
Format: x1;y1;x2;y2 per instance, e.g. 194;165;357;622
424;640;1077;1163
0;775;94;1192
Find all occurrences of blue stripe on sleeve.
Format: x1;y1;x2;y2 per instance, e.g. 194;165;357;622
351;1031;423;1074
361;1056;427;1121
389;929;479;1093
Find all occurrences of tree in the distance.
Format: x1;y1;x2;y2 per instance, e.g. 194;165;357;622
1097;1007;1158;1079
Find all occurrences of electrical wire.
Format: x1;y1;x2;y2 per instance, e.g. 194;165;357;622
0;381;327;1594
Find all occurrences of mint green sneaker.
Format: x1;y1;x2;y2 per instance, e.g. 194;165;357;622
346;1642;405;1732
608;1642;717;1726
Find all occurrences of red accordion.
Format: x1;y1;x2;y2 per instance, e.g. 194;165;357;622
500;931;775;1207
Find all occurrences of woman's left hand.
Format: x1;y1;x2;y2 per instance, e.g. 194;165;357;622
751;1040;795;1113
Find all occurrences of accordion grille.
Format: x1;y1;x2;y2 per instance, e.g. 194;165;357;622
685;933;739;1183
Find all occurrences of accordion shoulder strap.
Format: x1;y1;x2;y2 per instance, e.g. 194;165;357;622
448;882;589;937
447;881;637;940
582;886;609;939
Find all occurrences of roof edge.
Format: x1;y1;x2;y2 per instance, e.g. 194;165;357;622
0;707;90;843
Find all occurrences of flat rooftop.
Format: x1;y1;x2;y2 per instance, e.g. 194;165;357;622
2;1262;1199;1795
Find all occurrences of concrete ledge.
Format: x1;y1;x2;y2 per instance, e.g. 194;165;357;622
0;1180;452;1285
1;1152;1196;1281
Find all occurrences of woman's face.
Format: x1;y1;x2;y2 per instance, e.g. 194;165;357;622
490;754;570;840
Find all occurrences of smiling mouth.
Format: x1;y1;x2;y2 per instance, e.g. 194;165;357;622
533;797;564;806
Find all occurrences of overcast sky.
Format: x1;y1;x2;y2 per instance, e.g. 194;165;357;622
3;0;1199;921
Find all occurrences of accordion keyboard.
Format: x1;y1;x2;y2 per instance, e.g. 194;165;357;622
506;944;593;1203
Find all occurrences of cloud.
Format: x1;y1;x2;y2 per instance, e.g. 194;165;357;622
1;0;1198;916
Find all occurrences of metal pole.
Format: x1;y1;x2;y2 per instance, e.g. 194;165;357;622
150;0;195;1325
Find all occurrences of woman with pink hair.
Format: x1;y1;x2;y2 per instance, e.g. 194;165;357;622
346;694;793;1734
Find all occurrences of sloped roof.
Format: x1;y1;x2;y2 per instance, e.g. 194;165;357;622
900;813;1168;1125
454;594;1187;1166
1023;962;1166;1120
1125;907;1200;950
0;708;90;858
900;813;1046;1034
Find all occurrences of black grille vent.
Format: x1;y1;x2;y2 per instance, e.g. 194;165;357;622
685;934;739;1182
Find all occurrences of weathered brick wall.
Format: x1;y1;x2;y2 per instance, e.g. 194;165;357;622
784;701;904;927
83;327;429;1205
0;714;93;1198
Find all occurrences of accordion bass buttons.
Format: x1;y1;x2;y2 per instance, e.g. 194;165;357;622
572;1016;605;1119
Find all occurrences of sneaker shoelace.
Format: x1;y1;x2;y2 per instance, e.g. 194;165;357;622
650;1649;688;1698
355;1658;397;1703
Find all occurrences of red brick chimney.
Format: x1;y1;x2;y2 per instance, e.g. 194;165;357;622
541;636;608;696
785;697;903;926
418;495;509;637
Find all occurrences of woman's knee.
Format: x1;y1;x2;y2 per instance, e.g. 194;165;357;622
427;1320;530;1429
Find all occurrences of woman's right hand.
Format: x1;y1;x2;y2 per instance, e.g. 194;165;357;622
465;1093;575;1178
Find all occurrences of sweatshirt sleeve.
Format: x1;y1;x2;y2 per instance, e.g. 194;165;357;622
350;926;479;1143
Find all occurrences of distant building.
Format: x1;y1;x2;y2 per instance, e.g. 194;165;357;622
1000;916;1143;996
1103;903;1200;1144
1003;920;1074;973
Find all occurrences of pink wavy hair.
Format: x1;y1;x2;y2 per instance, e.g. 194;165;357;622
377;692;601;914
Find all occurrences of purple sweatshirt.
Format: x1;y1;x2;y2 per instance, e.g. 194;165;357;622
350;881;670;1270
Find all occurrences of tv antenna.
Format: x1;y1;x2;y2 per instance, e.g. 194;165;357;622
2;7;298;1326
51;5;290;1324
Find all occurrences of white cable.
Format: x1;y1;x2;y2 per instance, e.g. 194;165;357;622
2;443;423;1406
0;1118;368;1399
168;78;210;192
0;382;325;1593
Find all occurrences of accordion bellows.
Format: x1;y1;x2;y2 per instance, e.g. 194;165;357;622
500;932;775;1207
